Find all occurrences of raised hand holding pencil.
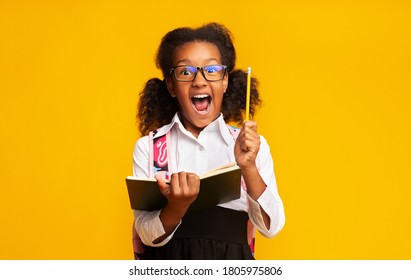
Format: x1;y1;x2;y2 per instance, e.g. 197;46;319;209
234;66;260;169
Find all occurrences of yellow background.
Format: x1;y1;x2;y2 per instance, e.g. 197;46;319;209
1;0;410;259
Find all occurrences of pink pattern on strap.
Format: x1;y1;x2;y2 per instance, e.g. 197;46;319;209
154;139;168;167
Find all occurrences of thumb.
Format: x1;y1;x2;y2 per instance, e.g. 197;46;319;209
155;175;170;196
244;120;257;132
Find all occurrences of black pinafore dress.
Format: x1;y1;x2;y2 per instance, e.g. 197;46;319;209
137;206;254;260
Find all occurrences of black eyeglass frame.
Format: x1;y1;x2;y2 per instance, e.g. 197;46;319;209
169;65;228;82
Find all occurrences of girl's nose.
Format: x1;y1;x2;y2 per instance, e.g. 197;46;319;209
192;70;207;87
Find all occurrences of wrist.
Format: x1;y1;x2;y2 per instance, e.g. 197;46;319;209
164;202;189;220
240;162;258;174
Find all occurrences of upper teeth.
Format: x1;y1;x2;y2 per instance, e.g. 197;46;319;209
193;95;209;99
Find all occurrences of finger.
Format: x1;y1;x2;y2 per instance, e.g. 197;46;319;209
186;173;200;195
241;139;254;152
178;172;188;190
180;172;199;197
169;173;181;196
243;121;257;132
239;124;257;142
155;175;170;196
242;126;260;145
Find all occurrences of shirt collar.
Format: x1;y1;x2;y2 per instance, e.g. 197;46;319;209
204;113;233;145
152;113;234;145
151;113;179;139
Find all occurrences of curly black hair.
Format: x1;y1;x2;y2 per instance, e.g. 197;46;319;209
137;23;261;136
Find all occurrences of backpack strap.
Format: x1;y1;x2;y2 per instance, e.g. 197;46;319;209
133;129;172;260
149;129;172;180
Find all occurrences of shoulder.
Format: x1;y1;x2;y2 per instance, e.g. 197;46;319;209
152;114;179;139
256;134;272;161
259;134;269;147
259;134;270;152
134;135;150;155
133;119;174;154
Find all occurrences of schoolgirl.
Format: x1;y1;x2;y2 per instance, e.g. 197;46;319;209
132;23;285;259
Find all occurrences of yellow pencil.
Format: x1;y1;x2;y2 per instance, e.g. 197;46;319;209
245;67;251;121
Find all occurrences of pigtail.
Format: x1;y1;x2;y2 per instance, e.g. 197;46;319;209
222;69;262;125
137;78;178;136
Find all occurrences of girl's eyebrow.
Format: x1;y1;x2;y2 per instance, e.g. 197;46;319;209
175;58;220;65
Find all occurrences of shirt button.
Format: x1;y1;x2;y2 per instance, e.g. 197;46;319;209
199;146;204;151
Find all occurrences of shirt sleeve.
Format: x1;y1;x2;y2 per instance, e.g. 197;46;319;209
246;136;285;238
132;136;181;246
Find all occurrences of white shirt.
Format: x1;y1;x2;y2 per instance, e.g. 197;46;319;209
133;113;285;247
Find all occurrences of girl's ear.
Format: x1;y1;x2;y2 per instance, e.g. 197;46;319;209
165;77;176;97
223;73;229;93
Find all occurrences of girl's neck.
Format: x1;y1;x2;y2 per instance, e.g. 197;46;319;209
179;114;203;138
177;112;221;139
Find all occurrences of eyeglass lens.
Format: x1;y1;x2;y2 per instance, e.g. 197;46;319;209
173;65;225;81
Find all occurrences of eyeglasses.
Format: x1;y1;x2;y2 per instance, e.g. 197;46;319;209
169;65;227;82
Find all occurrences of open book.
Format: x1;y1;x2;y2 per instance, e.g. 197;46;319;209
126;162;241;212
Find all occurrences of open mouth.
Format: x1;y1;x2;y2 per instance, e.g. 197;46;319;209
191;94;211;115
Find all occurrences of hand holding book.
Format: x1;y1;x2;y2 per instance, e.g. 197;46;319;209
156;172;200;214
126;163;241;212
